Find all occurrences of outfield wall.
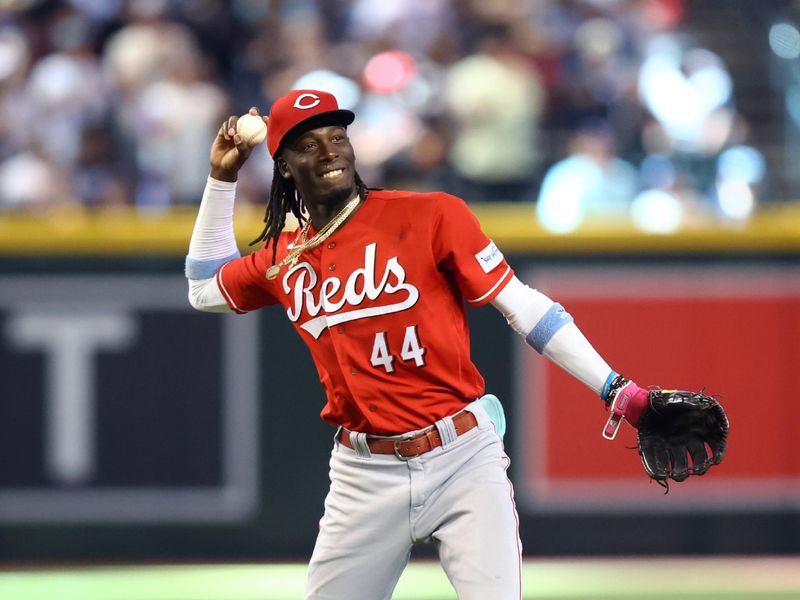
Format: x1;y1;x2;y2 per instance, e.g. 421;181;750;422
1;205;799;561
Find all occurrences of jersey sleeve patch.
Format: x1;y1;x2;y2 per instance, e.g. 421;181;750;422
474;241;504;273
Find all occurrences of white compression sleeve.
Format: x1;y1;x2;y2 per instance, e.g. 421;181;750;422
187;176;239;261
491;276;554;335
491;276;612;395
185;176;240;313
188;277;230;312
541;324;613;395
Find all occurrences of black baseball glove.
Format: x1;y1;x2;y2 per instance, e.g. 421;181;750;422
603;377;729;491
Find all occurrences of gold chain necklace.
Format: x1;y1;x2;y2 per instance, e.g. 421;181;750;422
266;195;361;280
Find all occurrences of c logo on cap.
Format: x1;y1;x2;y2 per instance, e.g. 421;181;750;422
293;93;321;110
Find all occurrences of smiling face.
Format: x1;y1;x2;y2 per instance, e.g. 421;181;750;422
277;125;357;210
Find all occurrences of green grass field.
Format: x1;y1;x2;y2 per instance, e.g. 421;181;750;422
1;557;799;600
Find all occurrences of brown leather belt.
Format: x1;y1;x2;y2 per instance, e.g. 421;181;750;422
338;410;478;460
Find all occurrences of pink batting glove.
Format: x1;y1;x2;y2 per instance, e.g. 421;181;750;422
602;380;650;440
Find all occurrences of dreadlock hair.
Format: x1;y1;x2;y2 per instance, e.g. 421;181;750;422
249;162;369;266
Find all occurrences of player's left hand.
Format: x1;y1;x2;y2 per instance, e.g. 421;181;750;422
602;376;729;491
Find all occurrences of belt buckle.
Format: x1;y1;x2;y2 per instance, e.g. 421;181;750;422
393;436;420;461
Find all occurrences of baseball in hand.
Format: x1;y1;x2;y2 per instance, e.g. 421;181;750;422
236;113;267;147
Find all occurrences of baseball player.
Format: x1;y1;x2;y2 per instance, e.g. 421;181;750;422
185;89;727;599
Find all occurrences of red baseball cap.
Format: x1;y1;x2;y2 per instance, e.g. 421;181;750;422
266;89;355;157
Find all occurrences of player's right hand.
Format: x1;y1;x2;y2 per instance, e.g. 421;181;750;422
209;107;268;182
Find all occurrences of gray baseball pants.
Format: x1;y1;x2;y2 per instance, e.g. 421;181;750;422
305;403;523;599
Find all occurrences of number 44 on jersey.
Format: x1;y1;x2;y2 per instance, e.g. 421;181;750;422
370;326;426;373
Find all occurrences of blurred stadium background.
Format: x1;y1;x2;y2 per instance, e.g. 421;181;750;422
2;0;800;598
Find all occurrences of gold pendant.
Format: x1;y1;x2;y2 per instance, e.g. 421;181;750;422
266;265;281;280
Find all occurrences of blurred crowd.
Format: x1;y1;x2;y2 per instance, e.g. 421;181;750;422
0;0;773;231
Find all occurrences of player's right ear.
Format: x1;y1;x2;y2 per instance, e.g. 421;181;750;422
276;157;292;180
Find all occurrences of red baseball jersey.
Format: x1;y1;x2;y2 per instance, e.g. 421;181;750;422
216;189;514;435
